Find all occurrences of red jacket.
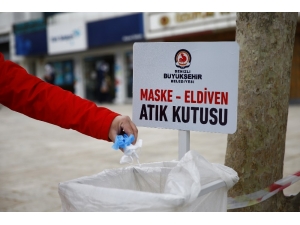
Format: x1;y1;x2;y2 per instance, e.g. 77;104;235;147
0;53;119;141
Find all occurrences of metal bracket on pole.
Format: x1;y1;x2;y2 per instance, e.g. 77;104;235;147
178;130;190;160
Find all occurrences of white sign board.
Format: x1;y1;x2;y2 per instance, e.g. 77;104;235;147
47;22;87;55
132;42;239;134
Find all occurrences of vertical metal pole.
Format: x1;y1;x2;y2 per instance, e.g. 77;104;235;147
178;130;190;160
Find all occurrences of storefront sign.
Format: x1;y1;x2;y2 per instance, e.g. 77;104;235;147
47;22;87;55
132;42;239;134
15;30;48;56
87;13;144;47
145;12;236;40
14;19;47;56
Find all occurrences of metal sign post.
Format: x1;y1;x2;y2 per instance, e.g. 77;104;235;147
178;130;190;160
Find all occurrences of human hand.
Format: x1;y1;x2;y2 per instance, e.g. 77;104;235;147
108;115;138;146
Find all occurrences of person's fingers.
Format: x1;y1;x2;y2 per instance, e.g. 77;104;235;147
129;120;138;144
108;115;139;147
120;116;138;144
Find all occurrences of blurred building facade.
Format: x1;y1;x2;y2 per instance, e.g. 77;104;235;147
0;12;299;103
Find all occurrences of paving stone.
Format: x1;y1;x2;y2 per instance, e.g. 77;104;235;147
0;103;299;211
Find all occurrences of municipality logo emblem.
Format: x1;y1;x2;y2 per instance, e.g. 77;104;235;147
175;49;191;69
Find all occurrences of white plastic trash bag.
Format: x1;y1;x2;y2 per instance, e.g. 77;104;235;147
58;150;239;212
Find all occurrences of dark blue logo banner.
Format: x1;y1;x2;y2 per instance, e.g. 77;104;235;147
87;13;144;48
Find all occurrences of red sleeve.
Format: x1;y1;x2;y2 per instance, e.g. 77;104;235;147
0;54;120;141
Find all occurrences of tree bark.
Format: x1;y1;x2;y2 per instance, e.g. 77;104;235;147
225;12;298;211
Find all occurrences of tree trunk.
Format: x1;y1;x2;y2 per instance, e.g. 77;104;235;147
225;12;298;211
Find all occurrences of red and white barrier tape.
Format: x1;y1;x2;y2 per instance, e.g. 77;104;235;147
227;171;300;209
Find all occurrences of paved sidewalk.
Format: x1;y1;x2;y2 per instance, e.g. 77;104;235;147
0;103;299;211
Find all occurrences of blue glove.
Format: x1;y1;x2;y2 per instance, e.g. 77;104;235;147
112;134;135;150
